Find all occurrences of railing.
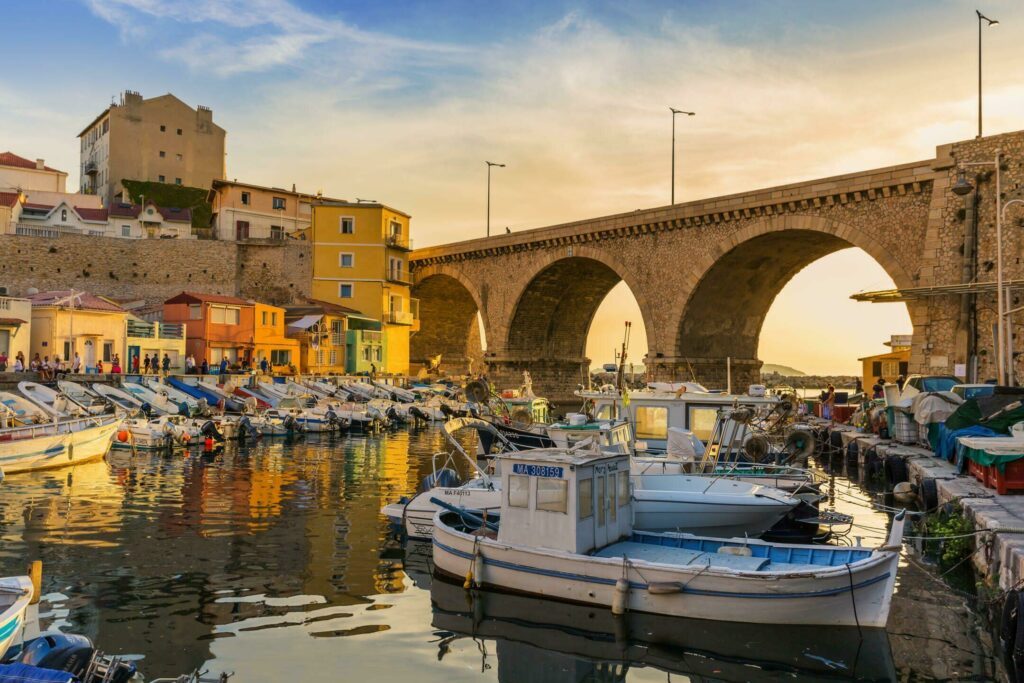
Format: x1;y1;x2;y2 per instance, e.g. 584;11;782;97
385;233;412;250
83;161;98;175
387;268;412;285
387;310;415;325
159;323;184;339
360;331;383;344
127;321;155;338
331;333;345;347
15;224;105;238
126;321;185;340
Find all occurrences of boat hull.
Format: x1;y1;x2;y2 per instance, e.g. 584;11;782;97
383;487;501;539
0;417;119;474
432;518;899;627
631;492;794;536
0;577;32;659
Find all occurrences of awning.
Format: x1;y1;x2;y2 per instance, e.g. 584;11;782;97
0;317;26;326
852;279;1024;303
288;314;323;330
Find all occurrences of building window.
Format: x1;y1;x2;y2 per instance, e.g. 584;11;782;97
339;253;354;267
175;178;182;185
272;197;286;210
63;341;72;361
60;209;67;222
339;217;354;234
270;225;284;240
635;406;668;440
235;221;249;240
176;128;182;135
122;225;130;237
160;125;166;132
102;341;113;362
159;151;166;158
211;305;240;325
158;175;165;182
508;475;529;508
176;153;182;161
329;349;337;365
339;283;354;298
261;311;267;325
389;220;402;237
537;479;568;514
102;119;109;134
241;192;250;205
617;471;629;507
270;349;290;366
188;304;202;320
271;312;277;325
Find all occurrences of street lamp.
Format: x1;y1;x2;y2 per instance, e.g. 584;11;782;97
670;107;695;205
486;161;505;237
977;10;998;138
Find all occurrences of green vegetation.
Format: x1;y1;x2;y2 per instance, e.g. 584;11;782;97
121;179;212;230
925;504;974;567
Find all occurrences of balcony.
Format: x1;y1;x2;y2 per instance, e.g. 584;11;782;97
387;310;415;326
83;161;98;176
127;320;185;340
386;268;412;286
385;233;413;251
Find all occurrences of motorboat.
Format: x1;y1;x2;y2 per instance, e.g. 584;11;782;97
92;383;161;414
16;382;85;418
195;380;247;412
372;380;416;403
0;392;51;427
0;414;120;474
55;380;109;415
120;380;186;416
233;384;277;409
264;397;344;433
432;447;905;628
143;378;206;416
112;415;197;450
0;576;33;659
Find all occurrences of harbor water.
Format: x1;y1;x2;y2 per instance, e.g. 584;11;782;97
0;428;1001;680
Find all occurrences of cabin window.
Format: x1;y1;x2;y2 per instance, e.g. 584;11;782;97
578;477;593;520
537;479;568;514
634;406;668;440
617;470;629;506
608;473;618;522
508;475;530;508
596;476;606;524
688;406;719;441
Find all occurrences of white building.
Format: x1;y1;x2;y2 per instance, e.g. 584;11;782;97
107;201;195;239
14;199;108;238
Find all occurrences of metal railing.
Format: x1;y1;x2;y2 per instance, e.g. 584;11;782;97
127;321;185;340
15;224;105;238
159;323;184;339
360;331;383;344
387;310;415;325
385;233;412;250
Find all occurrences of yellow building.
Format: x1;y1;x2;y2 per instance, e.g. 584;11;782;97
124;314;187;372
29;291;127;370
253;302;301;373
858;334;911;389
284;299;358;375
310;201;419;375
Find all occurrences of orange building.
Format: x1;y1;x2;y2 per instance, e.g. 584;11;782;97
253;302;300;373
163;292;255;367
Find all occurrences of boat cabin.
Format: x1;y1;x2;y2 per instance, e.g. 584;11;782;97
545;419;632;454
498;449;632;555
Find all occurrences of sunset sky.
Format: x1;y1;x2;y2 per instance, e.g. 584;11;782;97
4;1;1024;374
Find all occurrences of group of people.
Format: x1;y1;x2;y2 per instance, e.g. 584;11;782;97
0;349;175;379
0;351;25;373
870;374;906;399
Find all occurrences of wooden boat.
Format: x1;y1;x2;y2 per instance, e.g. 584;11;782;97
432;448;905;628
0;576;33;659
0;414;120;474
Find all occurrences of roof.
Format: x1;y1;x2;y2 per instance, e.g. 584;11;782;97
78;106;113;138
29;290;125;312
0;192;21;208
0;152;65;174
498;448;625;466
0;317;27;325
17;202;107;223
284;297;363;318
208;178;346;204
108;202;192;222
164;291;253;306
313;200;411;219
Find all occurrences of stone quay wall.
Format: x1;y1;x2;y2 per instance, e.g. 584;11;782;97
0;234;311;306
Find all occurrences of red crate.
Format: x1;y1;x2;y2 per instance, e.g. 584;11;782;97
967;458;987;484
967;458;1024;494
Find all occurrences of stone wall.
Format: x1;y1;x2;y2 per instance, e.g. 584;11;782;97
0;234;310;306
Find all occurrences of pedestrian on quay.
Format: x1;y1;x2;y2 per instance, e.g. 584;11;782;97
162;354;170;375
72;352;82;374
39;356;52;381
822;383;836;421
13;354;24;372
201;358;209;375
370;362;377;380
872;377;885;400
143;354;151;374
0;351;7;372
260;357;268;375
896;374;906;391
96;359;104;374
131;354;139;374
219;357;228;376
30;353;41;372
112;357;122;374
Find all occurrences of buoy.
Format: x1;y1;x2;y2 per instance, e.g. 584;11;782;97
116;430;129;443
612;578;629;615
204;437;214;450
472;551;485;587
892;481;918;505
28;560;42;605
463;567;474;590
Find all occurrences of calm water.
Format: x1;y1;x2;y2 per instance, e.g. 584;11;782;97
0;429;1000;681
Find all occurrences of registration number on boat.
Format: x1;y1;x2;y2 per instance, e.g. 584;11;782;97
512;464;564;478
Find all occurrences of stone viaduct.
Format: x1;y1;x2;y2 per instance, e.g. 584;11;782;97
410;131;1024;402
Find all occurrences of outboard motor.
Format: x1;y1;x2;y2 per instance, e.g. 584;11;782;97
17;633;95;676
196;398;210;417
237;415;259;440
386;406;400;423
419;467;461;492
440;403;456;419
282;413;299;433
140;401;153;418
201;419;225;443
409;406;430;425
325;409;340;431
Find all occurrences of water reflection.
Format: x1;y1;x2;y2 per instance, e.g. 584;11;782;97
0;428;998;680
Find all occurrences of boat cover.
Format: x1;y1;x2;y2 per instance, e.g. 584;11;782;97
911;391;963;425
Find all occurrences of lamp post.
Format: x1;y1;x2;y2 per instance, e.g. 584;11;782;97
953;149;1011;383
486;161;505;237
977;10;999;138
670;107;695;205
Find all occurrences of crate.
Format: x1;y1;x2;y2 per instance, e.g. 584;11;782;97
966;457;1024;494
891;411;917;445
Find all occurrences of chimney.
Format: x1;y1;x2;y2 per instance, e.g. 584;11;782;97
35;159;45;170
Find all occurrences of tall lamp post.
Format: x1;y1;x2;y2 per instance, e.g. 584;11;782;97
670;107;695;205
977;10;998;138
486;161;505;237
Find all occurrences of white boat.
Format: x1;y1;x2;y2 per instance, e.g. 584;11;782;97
144;377;205;415
0;414;120;474
372;380;416;403
0;575;33;659
0;391;51;427
17;381;84;418
112;415;206;450
91;383;153;414
432;447;905;628
55;380;110;415
120;380;185;416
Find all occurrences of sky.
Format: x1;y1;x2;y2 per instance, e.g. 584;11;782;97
3;0;1024;374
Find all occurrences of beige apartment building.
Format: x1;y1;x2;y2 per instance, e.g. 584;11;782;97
208;179;343;241
78;91;226;205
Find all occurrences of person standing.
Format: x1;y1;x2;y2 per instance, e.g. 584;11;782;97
260;357;269;375
72;352;82;374
96;359;104;374
143;354;151;374
0;351;7;372
162;354;170;375
822;383;836;422
200;358;209;375
219;357;229;376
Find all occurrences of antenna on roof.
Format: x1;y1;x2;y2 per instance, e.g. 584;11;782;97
356;198;377;204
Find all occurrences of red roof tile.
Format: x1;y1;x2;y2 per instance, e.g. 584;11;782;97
75;207;108;222
0;192;20;208
29;290;125;313
0;152;64;174
165;291;253;306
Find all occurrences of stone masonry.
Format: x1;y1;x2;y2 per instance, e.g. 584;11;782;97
410;131;1024;402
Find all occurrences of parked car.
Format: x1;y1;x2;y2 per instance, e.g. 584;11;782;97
952;383;996;401
900;374;959;399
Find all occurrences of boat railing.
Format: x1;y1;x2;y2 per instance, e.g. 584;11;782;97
0;413;116;439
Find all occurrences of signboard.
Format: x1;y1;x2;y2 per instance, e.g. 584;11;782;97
889;334;913;349
512;464;564;478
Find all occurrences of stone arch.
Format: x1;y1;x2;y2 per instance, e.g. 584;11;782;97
504;246;653;362
411;265;487;374
673;215;918;384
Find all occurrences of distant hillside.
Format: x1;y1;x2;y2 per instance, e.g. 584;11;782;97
762;363;806;377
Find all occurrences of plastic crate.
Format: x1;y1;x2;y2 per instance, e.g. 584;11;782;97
966;457;1024;494
891;411;917;444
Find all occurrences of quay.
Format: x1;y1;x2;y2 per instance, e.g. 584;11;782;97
815;420;1024;592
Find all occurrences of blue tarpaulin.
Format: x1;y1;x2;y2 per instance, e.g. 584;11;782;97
0;663;76;682
934;423;1000;469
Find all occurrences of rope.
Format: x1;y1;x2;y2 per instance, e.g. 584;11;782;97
846;563;862;638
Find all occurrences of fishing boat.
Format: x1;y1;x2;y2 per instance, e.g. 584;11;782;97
195;381;247;412
233;384;277;408
432;447;905;628
0;414;120;474
0;392;51;427
55;380;110;415
120;380;186;416
17;382;88;418
0;576;33;660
